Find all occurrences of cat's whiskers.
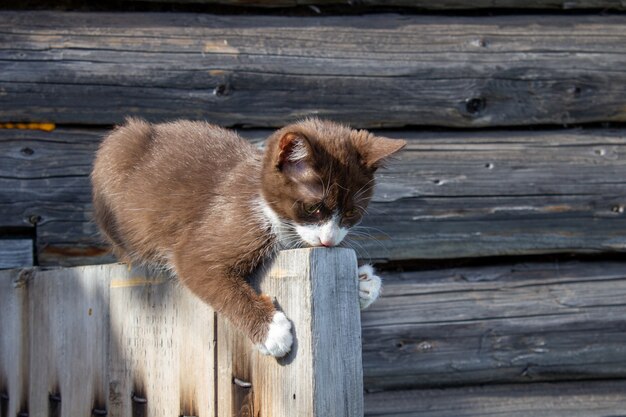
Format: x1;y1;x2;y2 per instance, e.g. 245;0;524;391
354;178;376;200
354;224;392;241
342;236;373;265
348;228;390;256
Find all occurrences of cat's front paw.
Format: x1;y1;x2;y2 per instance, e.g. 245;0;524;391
358;264;382;309
257;311;293;358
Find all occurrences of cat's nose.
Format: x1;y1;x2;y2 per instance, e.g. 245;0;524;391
320;239;334;247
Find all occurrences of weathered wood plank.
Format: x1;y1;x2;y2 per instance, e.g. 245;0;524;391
28;265;110;416
0;240;32;269
2;12;626;128
0;269;29;417
107;264;215;417
364;380;626;417
124;0;626;9
2;127;625;265
361;260;626;390
217;248;363;417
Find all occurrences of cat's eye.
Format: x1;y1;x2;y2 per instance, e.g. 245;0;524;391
344;209;358;218
304;203;322;216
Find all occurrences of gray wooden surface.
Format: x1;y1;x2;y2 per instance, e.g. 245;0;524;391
0;269;29;417
2;127;625;266
123;0;626;9
2;12;626;128
27;265;109;416
107;265;216;417
361;260;626;390
364;380;626;417
217;248;363;417
0;240;32;269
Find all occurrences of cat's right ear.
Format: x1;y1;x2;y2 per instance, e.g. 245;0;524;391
276;132;312;171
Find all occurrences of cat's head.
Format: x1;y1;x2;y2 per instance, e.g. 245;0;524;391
261;118;405;248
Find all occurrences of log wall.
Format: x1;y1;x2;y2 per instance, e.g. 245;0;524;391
2;12;626;128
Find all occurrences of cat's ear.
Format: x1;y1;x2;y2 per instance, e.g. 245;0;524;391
276;132;312;170
362;136;407;170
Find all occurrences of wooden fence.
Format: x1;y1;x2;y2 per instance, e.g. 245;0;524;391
0;248;363;417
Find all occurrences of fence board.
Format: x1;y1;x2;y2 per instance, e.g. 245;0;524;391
2;127;625;266
107;265;216;417
217;248;363;417
364;380;626;417
2;12;626;128
28;265;110;416
362;260;626;390
0;269;29;417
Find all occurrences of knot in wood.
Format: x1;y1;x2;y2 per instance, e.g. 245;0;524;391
20;147;34;156
465;97;486;115
213;84;230;96
28;214;42;225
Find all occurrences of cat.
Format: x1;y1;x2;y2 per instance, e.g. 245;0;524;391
91;117;405;357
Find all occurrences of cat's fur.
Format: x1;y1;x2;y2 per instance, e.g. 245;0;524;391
91;118;405;357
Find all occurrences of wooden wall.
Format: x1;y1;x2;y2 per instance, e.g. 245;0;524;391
1;1;625;416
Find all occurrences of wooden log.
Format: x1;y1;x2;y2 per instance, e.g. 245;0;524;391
364;380;626;417
2;12;626;128
123;0;626;9
0;240;32;269
217;248;363;417
2;127;625;265
361;260;626;390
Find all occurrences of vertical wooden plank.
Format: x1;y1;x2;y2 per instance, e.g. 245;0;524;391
0;269;30;417
216;315;255;417
217;248;363;417
28;265;111;416
108;266;215;417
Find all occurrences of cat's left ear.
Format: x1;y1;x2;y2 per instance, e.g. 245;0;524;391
363;136;407;170
276;132;312;170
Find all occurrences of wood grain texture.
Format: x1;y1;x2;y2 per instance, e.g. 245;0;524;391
2;12;626;128
2;127;625;265
124;0;626;9
364;380;626;417
361;260;626;390
217;248;363;417
0;269;29;417
107;264;215;417
28;265;110;416
0;240;32;269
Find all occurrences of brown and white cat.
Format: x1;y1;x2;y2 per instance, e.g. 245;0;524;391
91;118;405;357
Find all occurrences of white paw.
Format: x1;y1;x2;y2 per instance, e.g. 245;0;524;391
358;264;382;310
257;311;293;357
